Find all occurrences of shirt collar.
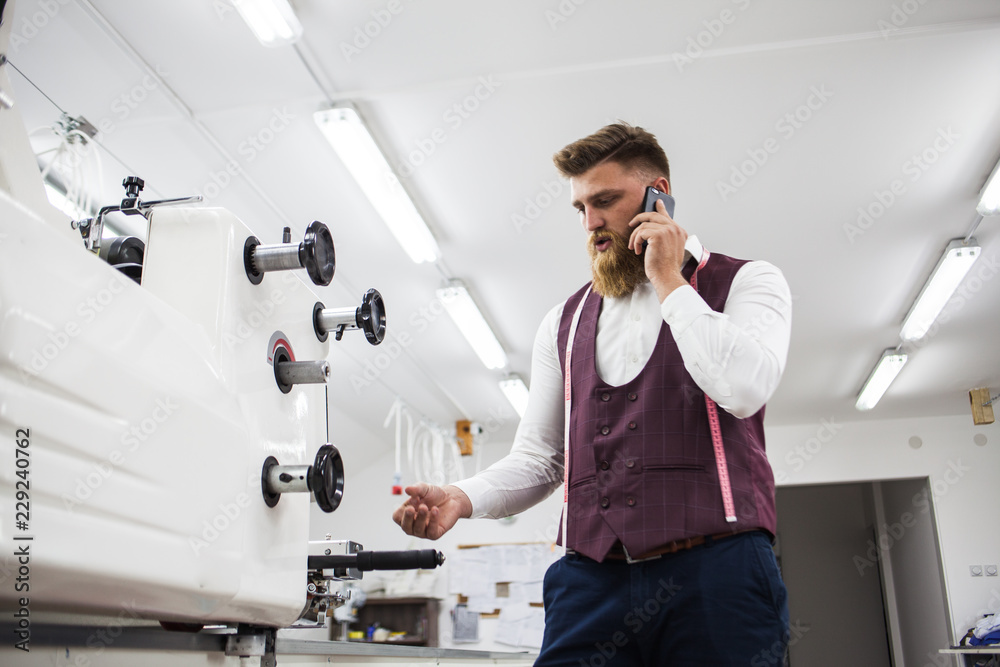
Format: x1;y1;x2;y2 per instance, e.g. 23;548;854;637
685;235;705;263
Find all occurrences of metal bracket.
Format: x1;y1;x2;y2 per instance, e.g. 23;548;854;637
73;176;202;253
225;626;277;667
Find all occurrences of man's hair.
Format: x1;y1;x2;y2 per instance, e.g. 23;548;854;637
552;122;670;183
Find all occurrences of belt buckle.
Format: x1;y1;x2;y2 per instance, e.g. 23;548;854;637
623;544;661;564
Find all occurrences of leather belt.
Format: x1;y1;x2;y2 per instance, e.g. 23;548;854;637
602;529;763;562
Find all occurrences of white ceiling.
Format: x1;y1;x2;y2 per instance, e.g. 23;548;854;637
7;0;1000;472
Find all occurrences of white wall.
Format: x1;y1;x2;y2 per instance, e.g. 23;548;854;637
766;414;1000;643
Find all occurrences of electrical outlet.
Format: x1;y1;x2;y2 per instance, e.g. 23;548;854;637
986;565;998;577
971;565;983;577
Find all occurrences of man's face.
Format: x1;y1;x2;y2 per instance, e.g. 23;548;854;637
570;161;651;298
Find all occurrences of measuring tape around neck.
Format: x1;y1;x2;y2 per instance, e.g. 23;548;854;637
561;285;591;552
689;251;738;523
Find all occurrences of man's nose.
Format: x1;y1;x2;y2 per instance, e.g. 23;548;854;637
582;210;603;232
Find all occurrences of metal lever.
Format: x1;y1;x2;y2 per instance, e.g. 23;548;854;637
313;289;386;345
244;221;335;286
307;549;446;572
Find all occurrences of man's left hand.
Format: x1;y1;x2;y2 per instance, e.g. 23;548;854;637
628;198;689;302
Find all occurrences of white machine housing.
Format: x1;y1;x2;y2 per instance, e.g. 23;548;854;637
0;100;331;627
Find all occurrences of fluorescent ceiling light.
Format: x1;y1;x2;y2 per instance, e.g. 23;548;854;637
899;238;981;341
233;0;303;47
978;157;1000;216
314;107;440;264
499;375;529;418
436;281;507;370
856;349;908;411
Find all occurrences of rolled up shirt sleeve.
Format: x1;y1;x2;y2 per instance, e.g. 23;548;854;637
451;305;566;519
660;261;792;419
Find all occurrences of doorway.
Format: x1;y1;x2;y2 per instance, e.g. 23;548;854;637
775;479;951;666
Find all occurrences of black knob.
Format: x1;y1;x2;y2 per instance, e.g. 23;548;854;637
123;176;145;198
309;444;344;513
300;221;335;287
312;288;386;345
358;289;386;345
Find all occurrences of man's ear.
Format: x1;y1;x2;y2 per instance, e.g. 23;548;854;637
653;177;670;195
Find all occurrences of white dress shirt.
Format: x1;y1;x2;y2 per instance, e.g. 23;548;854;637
453;236;792;520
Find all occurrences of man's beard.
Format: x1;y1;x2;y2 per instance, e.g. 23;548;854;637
587;230;648;299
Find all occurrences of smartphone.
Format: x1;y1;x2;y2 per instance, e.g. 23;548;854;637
640;187;675;250
642;186;675;216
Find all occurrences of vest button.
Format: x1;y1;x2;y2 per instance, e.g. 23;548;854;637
626;497;636;507
600;426;610;435
625;459;635;469
600;497;610;509
600;460;610;471
601;392;611;402
627;421;637;430
627;393;637;401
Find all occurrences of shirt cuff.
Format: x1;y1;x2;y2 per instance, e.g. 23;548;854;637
660;284;713;332
451;476;503;520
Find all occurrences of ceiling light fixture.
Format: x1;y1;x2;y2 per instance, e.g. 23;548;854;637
978;156;1000;216
899;238;981;341
499;375;530;418
232;0;303;47
314;106;440;264
436;281;507;370
856;349;908;411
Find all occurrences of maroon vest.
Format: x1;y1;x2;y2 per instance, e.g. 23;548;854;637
556;252;776;562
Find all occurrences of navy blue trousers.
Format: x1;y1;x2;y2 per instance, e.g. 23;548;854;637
535;531;789;667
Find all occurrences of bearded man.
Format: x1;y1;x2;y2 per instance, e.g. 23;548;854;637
393;122;792;665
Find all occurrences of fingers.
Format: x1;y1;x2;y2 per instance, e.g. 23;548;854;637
404;482;429;500
395;503;442;539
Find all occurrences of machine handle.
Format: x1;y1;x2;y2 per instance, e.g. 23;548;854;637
307;549;445;572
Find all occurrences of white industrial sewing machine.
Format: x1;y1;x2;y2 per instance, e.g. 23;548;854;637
0;4;482;665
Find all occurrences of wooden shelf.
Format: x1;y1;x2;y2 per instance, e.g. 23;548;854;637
338;596;440;648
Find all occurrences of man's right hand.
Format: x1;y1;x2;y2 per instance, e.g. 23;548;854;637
392;483;473;540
